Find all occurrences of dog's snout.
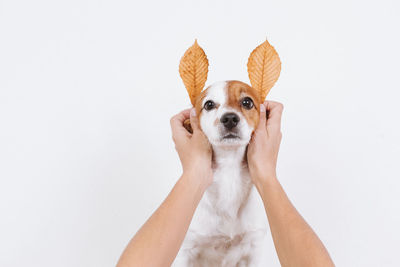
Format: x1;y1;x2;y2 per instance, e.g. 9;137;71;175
220;113;240;130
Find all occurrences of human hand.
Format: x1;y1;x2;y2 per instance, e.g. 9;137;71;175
247;101;284;188
170;108;213;188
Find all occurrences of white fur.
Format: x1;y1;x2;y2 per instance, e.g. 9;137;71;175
173;82;269;266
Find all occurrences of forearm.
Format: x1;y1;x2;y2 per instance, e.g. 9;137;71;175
255;176;334;267
117;173;207;267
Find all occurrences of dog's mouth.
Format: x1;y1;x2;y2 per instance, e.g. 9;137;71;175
212;130;249;146
222;133;240;140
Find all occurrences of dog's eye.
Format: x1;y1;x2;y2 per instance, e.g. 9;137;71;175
241;97;254;110
204;100;216;111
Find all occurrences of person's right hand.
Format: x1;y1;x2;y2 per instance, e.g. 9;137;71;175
247;101;284;189
170;108;213;188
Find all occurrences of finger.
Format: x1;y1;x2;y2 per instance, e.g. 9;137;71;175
256;103;267;132
170;108;192;140
190;108;201;132
264;101;283;129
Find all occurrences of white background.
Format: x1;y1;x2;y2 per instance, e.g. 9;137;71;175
1;0;400;266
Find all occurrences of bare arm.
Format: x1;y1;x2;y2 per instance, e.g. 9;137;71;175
247;102;335;267
117;109;212;267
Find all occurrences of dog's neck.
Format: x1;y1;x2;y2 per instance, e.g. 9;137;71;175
212;144;247;169
207;144;252;222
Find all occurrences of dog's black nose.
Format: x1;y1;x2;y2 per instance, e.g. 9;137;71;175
220;113;240;130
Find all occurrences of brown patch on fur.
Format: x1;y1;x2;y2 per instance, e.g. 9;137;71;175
182;85;211;133
226;80;261;130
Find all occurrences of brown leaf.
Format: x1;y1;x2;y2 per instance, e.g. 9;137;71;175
183;119;193;134
179;40;209;106
247;39;281;101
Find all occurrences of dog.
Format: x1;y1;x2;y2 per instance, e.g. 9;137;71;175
173;80;271;266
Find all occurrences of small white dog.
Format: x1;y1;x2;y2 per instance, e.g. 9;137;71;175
173;80;270;266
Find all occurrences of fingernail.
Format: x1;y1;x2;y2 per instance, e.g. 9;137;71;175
260;104;265;112
190;108;196;117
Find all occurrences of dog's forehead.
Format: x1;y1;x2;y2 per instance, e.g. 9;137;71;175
202;81;227;105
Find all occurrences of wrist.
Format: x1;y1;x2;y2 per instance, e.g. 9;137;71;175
252;172;278;192
181;170;212;192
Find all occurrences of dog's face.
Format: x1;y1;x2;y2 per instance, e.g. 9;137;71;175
194;80;261;147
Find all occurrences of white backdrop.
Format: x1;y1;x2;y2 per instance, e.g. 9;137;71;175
1;0;400;266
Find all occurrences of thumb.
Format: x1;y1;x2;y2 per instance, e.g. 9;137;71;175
190;108;201;132
256;103;267;132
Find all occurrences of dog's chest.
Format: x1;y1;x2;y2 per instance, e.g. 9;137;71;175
207;164;252;220
187;159;254;237
176;161;268;266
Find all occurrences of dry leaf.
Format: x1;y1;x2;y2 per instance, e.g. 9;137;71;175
179;40;209;106
183;118;193;134
247;39;281;101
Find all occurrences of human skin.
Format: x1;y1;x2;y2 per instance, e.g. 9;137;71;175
247;101;335;267
116;108;213;267
116;102;335;267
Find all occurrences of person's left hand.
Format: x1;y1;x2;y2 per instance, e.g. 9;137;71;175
170;108;213;188
247;101;284;189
